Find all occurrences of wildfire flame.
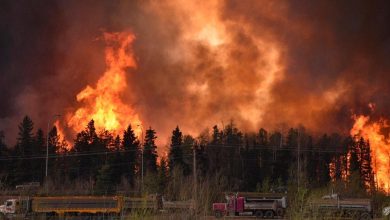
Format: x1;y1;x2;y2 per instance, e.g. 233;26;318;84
350;113;390;191
67;31;142;137
54;120;70;150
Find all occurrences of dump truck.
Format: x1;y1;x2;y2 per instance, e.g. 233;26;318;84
310;194;372;220
212;192;287;218
162;199;194;214
122;195;163;215
0;195;194;219
383;206;390;217
0;196;123;219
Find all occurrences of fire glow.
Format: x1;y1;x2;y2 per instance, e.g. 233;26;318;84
67;32;142;136
350;114;390;191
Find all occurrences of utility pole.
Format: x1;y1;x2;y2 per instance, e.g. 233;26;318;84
193;143;197;215
46;114;61;177
46;114;60;194
297;129;301;189
137;124;144;194
374;155;378;192
142;129;144;193
388;152;390;196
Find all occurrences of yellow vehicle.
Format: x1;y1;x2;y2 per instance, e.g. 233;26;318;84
0;196;123;219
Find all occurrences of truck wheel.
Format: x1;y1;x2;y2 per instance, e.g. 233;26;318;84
255;210;263;218
264;210;274;218
276;208;284;217
214;211;223;218
359;212;371;220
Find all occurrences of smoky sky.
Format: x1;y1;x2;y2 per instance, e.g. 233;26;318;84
1;0;390;145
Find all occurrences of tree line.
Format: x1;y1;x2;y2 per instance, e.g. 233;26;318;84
0;116;378;196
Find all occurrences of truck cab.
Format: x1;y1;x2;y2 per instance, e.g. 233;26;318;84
0;200;18;215
0;199;30;218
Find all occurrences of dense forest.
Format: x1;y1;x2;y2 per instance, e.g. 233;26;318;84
0;115;380;198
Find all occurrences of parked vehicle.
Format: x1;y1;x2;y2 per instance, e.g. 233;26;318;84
383;206;390;219
212;192;287;218
162;199;194;213
0;194;194;219
0;196;123;219
310;194;372;220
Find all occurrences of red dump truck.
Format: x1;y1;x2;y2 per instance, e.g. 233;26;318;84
212;192;287;218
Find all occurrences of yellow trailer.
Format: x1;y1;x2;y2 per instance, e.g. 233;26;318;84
31;196;123;215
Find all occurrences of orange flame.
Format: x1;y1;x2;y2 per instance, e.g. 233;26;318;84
350;113;390;191
54;120;70;151
67;32;142;137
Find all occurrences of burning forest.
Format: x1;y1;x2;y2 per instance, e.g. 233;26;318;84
0;0;390;218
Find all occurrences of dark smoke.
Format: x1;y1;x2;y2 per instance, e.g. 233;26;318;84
1;0;390;145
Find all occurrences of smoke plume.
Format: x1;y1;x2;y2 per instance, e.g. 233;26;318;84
1;0;390;145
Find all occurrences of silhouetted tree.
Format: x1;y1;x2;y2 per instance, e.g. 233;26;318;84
0;131;6;178
258;128;272;186
158;157;168;193
73;120;100;180
47;126;60;179
358;138;375;191
306;135;317;185
316;134;332;186
207;125;223;174
222;121;243;189
109;135;122;184
33;129;45;182
143;127;158;173
195;131;209;178
168;126;185;174
13;116;34;184
182;135;195;175
269;131;283;183
122;125;140;185
98;129;114;163
95;163;115;195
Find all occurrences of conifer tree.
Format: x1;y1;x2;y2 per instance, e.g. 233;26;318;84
269;131;283;183
168;126;185;173
47;126;60;179
222;121;243;187
195;143;208;177
95;163;115;195
347;136;365;194
158;157;168;193
359;138;375;191
207;125;223;173
182;135;195;176
14;116;34;183
33;129;45;182
284;129;299;184
0;131;6;177
110;135;122;184
143;127;158;173
16;116;34;156
316;134;332;186
122;125;140;185
258;128;272;185
73;119;100;180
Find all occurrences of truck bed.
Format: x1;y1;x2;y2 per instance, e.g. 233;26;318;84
244;201;277;210
31;196;122;214
124;197;158;210
311;198;372;212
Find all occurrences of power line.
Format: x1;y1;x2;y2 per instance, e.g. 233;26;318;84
0;143;348;161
